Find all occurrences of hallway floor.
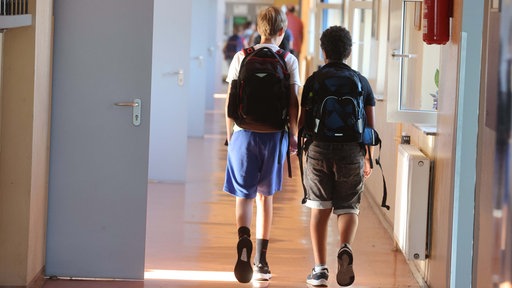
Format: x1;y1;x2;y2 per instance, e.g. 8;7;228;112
43;98;421;288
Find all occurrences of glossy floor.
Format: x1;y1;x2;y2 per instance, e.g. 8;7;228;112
43;98;421;288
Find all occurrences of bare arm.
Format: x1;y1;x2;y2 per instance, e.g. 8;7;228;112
288;83;300;153
298;107;306;131
364;105;375;178
225;83;235;143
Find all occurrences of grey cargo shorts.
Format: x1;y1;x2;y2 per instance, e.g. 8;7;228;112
303;141;365;215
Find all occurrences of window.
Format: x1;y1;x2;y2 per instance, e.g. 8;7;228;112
309;0;374;74
386;0;438;125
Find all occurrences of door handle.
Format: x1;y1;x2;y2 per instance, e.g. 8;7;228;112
115;102;139;107
391;49;416;59
163;69;184;86
114;99;141;126
194;55;204;68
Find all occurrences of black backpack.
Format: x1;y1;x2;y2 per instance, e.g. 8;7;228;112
227;46;290;131
303;63;365;142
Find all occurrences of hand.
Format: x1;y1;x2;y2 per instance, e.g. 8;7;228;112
363;158;373;178
289;135;298;155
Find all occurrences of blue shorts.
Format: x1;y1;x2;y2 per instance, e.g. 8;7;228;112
303;142;365;215
224;129;288;199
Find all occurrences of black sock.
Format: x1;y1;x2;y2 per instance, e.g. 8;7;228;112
254;238;269;265
238;226;251;239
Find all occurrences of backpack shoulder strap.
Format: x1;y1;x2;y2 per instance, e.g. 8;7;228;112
297;127;313;204
374;143;390;210
240;47;257;68
275;48;289;59
351;69;363;93
242;46;256;56
274;48;289;69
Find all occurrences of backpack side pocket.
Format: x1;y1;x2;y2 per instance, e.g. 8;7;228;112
227;79;240;120
362;127;381;146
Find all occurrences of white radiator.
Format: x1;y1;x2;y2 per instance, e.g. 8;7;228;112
394;144;430;260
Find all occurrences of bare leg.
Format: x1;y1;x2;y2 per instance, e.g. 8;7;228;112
236;197;254;229
254;193;273;277
337;213;359;245
255;193;273;239
310;208;332;265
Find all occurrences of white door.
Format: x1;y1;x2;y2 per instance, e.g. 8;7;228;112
204;0;220;111
46;0;154;279
148;0;192;182
187;0;210;137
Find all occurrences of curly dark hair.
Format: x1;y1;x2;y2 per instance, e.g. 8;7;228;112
320;26;352;62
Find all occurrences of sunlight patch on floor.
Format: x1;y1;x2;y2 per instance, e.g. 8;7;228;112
144;269;237;282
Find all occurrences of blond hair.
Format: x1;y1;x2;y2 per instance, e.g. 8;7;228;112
257;6;287;38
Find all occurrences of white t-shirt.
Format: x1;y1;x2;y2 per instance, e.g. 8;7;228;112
225;43;301;87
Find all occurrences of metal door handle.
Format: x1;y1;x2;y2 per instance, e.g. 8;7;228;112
194;56;204;68
163;69;184;76
115;102;139;107
114;99;141;126
163;69;184;86
391;50;416;58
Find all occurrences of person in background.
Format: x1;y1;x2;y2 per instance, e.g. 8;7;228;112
286;4;304;57
223;24;245;67
242;21;255;46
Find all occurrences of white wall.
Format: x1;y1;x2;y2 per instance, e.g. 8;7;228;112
0;0;53;284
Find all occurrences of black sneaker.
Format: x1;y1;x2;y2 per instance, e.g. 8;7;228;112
253;263;272;281
306;267;329;286
234;236;253;283
336;244;355;286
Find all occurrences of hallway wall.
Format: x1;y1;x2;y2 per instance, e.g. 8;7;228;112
0;0;53;286
358;0;473;287
474;2;500;286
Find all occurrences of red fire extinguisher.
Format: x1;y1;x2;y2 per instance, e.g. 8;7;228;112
423;0;451;45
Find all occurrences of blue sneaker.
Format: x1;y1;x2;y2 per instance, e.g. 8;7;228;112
234;236;253;283
336;244;355;286
306;267;329;286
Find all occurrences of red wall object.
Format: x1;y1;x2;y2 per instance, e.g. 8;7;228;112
423;0;451;45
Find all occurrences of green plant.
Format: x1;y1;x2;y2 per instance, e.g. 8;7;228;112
430;68;439;110
434;68;439;89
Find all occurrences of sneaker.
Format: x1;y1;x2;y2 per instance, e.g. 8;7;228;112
336;244;355;286
252;263;272;281
306;267;329;286
234;236;253;283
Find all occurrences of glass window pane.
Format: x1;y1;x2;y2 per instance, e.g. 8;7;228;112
400;1;439;111
350;8;372;76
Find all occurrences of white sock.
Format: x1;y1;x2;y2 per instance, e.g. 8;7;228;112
314;265;328;272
